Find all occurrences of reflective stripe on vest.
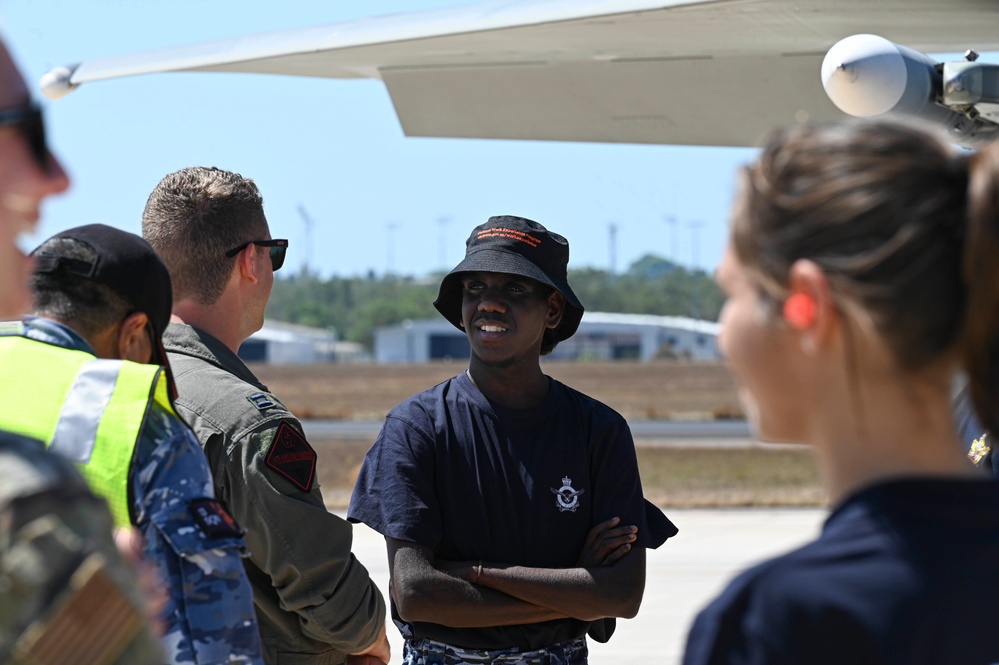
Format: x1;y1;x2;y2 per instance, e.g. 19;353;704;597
0;334;174;526
50;359;120;464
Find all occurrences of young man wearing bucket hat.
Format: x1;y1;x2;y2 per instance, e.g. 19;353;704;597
349;215;676;664
0;223;263;664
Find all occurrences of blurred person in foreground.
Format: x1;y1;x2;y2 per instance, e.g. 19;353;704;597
142;166;389;665
683;118;999;665
0;36;163;663
0;223;263;664
349;215;677;665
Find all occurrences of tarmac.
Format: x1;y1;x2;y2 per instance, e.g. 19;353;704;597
344;507;828;665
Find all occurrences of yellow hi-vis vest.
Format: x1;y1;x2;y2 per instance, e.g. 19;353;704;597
0;330;174;527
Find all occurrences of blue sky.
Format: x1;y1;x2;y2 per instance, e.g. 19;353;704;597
3;1;986;280
0;0;759;279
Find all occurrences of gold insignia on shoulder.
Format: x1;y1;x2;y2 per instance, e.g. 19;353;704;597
968;433;990;466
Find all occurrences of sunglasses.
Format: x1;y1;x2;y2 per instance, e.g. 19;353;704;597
225;238;289;272
0;103;50;173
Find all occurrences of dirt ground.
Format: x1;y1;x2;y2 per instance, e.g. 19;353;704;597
312;435;825;509
253;361;823;508
254;361;743;421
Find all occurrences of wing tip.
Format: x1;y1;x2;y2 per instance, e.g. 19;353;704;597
39;65;80;100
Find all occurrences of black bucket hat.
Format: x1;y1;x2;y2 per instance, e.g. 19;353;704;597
32;223;178;397
434;215;584;342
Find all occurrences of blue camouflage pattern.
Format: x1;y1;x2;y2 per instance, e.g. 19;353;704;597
135;399;264;665
402;637;588;665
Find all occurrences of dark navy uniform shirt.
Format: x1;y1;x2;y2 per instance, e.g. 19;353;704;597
683;477;999;665
349;371;676;651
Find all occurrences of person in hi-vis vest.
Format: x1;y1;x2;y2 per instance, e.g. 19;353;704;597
0;34;164;665
0;223;265;665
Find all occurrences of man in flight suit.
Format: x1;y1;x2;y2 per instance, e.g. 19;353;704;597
0;35;162;664
141;165;390;665
0;224;264;665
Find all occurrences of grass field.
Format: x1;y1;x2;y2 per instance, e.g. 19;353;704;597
256;361;745;421
255;361;827;509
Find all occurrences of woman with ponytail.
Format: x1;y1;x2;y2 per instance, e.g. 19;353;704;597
683;118;999;665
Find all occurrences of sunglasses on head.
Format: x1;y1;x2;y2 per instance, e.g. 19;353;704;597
225;238;289;271
0;103;50;173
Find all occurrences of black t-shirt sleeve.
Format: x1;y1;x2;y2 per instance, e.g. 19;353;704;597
683;565;796;665
586;410;677;549
348;410;443;548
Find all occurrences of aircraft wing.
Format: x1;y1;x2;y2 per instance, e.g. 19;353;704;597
43;0;999;147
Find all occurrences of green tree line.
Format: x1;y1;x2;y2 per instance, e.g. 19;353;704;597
265;254;723;349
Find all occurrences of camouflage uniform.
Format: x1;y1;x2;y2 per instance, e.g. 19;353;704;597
0;430;163;664
402;637;588;665
138;391;263;664
12;318;264;664
163;322;386;665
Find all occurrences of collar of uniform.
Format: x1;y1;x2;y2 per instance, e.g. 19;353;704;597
458;370;560;424
21;316;98;356
161;322;268;391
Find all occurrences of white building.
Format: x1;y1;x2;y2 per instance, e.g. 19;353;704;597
553;312;720;361
373;319;469;363
238;320;367;364
373;312;720;363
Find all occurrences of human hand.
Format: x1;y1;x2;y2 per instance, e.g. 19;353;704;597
576;517;637;567
345;656;387;665
114;527;168;636
348;623;390;665
436;558;476;583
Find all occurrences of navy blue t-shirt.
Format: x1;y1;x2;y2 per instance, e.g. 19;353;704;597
348;371;675;650
683;477;999;665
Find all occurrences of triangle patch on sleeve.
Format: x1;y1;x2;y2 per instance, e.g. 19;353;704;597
265;421;317;492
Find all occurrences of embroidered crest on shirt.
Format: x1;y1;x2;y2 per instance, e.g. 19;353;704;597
551;476;585;512
265;422;317;492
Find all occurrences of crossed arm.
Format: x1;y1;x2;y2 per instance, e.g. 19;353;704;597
387;517;646;628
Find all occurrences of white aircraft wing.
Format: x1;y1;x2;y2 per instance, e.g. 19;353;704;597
42;0;999;147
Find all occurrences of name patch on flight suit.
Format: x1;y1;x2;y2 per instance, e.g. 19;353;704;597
189;498;244;539
264;422;317;492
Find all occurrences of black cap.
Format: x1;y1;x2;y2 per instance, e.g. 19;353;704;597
32;224;176;394
434;215;584;342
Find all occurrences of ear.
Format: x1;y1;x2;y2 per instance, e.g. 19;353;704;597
238;242;261;285
544;291;566;330
117;312;154;364
785;259;837;353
